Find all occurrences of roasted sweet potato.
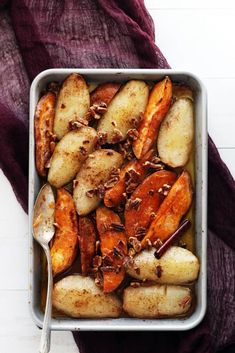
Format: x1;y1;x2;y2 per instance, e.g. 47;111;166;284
157;96;194;168
54;73;90;139
97;80;149;143
34;92;56;177
141;171;193;248
73;149;123;216
79;217;96;275
125;170;177;239
96;207;127;293
90;82;121;106
133;77;172;159
104;150;154;208
50;188;79;276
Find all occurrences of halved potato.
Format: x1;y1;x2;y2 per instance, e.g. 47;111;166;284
52;275;122;318
54;73;90;139
123;284;192;318
173;85;194;101
157;97;194;168
97;80;149;143
50;188;78;276
127;246;199;284
34;92;56;177
73;149;123;215
48;127;97;188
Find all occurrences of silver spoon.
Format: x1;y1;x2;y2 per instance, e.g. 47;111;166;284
33;183;55;353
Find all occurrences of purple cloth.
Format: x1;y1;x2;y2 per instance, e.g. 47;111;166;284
0;1;234;352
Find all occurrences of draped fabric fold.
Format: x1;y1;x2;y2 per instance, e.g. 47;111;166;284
0;1;234;352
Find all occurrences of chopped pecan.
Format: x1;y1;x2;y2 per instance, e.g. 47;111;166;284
110;222;125;232
127;128;139;141
96;132;108;147
111;129;123;143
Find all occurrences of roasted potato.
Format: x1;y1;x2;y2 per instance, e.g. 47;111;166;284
54;73;90;139
104;150;153;208
73;149;123;215
90;82;121;105
125;170;177;239
133;77;172;159
96;206;127;293
157;97;194;168
48;127;97;188
34;92;56;177
127;246;199;284
50;188;78;276
123;284;192;318
142;171;193;247
97;80;149;143
173;85;194;101
79;217;96;275
52;275;122;318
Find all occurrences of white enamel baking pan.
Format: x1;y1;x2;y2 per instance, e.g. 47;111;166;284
29;69;207;331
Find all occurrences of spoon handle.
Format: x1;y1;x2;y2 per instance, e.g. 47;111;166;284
39;244;53;353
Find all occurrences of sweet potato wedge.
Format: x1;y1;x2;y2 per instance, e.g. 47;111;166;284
157;97;194;168
97;80;149;143
79;217;96;275
90;82;121;106
133;77;172;159
96;207;127;293
73;149;123;216
48;127;97;188
34;92;56;177
104;150;154;208
54;73;90;139
125;170;177;239
50;188;79;276
141;171;193;248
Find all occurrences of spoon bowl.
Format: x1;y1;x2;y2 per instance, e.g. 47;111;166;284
33;183;55;353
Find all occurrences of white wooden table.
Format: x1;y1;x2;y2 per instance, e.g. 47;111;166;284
1;1;234;352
